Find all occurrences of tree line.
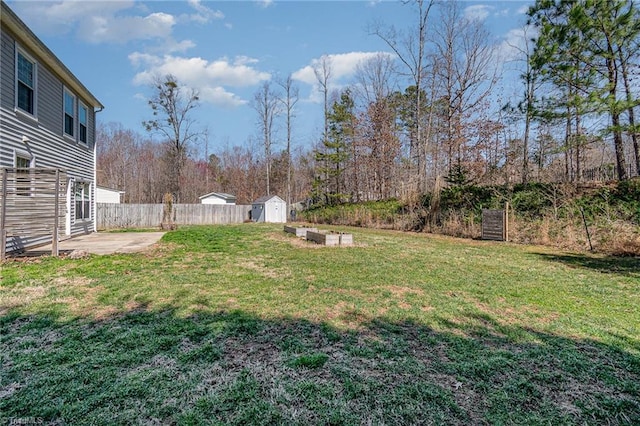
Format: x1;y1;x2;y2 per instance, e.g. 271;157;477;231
97;0;640;206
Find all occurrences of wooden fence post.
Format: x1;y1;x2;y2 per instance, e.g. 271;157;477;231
1;168;7;261
504;202;509;242
52;169;60;257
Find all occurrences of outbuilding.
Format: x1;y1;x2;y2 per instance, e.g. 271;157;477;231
199;192;237;205
96;186;125;204
251;195;287;223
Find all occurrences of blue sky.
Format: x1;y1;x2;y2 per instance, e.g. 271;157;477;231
8;0;533;157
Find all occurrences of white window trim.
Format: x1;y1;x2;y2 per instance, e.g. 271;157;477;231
73;180;92;223
78;101;89;145
14;149;35;197
15;45;38;119
14;148;34;168
63;87;76;141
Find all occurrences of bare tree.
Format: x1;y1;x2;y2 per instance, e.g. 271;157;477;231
432;1;497;176
313;55;334;202
143;74;202;202
354;53;400;200
252;81;280;196
314;55;333;143
96;122;138;200
277;74;300;207
370;0;434;191
355;53;396;104
507;25;542;184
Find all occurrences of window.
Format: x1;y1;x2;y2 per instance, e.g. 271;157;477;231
15;154;32;196
74;182;91;220
17;51;36;115
79;103;88;144
64;89;75;137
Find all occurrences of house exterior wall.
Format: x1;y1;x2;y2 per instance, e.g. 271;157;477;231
199;192;236;205
0;9;101;252
201;196;228;205
96;187;122;204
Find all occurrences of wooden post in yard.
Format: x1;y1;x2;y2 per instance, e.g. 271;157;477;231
1;168;7;260
504;202;509;242
52;169;60;257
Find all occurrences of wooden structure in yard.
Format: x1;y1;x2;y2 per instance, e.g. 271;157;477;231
482;204;509;242
1;168;67;259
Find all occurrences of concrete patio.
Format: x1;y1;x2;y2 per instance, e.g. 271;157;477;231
19;232;166;257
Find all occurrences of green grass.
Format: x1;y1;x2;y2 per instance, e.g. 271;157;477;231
1;224;638;425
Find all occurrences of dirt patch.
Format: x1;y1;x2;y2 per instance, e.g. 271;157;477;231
0;286;47;314
471;298;560;327
320;287;369;299
384;285;425;298
269;232;324;249
0;382;22;399
237;259;292;280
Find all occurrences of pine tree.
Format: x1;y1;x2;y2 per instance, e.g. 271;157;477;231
313;90;355;205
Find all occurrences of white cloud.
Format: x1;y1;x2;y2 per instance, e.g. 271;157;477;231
199;86;246;108
292;51;395;103
130;53;271;108
183;0;225;24
464;5;492;22
496;25;538;63
10;0;223;45
256;0;274;9
79;12;176;44
293;52;393;85
10;1;134;37
162;39;198;54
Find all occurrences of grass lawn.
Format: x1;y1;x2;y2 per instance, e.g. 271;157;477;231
1;224;638;425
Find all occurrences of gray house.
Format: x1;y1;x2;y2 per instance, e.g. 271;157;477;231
251;195;287;223
0;1;103;253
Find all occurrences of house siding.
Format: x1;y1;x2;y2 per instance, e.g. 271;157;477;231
1;20;100;253
0;30;16;112
38;61;63;134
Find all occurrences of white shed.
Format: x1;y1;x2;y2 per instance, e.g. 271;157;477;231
251;195;287;223
199;192;237;205
96;186;124;203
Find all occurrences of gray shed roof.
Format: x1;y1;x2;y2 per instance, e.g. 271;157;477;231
253;195;285;204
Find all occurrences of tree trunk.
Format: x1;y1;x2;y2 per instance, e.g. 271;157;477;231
606;55;627;180
619;51;640;176
522;103;531;185
564;107;571;183
575;108;581;183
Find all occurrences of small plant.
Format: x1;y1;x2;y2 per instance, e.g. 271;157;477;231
288;353;329;369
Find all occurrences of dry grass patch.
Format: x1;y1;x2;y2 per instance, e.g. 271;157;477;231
1;225;638;424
